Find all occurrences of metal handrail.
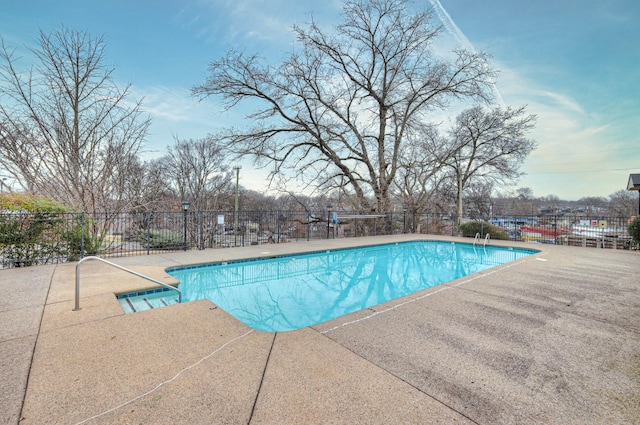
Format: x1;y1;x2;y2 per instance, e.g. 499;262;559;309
74;256;182;311
473;232;480;246
484;233;491;247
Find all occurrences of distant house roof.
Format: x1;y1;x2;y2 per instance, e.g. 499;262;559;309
628;174;640;191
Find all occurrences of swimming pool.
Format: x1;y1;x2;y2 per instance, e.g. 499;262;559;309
167;241;536;332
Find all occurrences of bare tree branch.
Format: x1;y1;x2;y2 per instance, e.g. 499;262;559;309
0;26;151;216
193;0;496;211
161;136;232;211
442;105;537;228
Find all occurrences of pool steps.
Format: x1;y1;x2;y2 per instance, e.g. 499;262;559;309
117;288;180;314
76;256;181;312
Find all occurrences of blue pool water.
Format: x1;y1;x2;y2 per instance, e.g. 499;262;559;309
167;241;536;332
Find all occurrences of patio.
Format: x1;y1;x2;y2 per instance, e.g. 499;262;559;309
2;235;639;424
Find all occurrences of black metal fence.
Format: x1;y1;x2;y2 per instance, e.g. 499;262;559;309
0;210;636;268
485;215;636;249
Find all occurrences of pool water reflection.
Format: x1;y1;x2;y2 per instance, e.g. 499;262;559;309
167;241;536;331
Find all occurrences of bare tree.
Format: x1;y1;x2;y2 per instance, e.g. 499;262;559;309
578;196;608;216
516;187;534;200
608;189;637;217
162;136;231;211
393;123;453;213
441;105;536;229
464;180;494;218
125;157;175;212
0;27;150;214
541;194;561;214
193;0;495;212
510;187;537;215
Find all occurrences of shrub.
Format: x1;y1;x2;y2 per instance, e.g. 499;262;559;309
459;221;510;240
0;193;67;213
0;194;68;267
628;216;640;246
136;230;186;250
63;217;102;261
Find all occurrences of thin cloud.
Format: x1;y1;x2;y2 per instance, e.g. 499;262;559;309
427;0;505;107
428;0;473;51
134;86;210;124
541;91;585;115
177;1;338;48
487;60;633;198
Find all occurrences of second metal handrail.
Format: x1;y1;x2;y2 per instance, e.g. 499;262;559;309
74;256;182;311
473;232;490;247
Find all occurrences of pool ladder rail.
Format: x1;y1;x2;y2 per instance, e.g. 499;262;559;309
473;232;490;247
73;256;182;311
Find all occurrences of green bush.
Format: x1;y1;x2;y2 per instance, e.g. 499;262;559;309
0;193;68;267
63;218;102;261
459;221;510;240
628;216;640;246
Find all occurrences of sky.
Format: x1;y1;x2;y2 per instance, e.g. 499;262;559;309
1;0;639;201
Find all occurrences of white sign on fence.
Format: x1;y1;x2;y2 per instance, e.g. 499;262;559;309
579;219;601;227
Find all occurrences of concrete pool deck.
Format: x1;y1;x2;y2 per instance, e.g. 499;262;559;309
2;235;639;424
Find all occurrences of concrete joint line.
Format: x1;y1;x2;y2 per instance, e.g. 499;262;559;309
73;329;255;425
248;332;277;424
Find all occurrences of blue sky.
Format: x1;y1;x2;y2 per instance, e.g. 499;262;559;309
1;0;638;200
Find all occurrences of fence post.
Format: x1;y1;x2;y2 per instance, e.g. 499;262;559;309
451;214;455;236
307;212;311;241
242;211;246;247
277;211;281;243
426;213;429;234
354;216;358;238
199;211;204;250
146;211;151;255
389;212;393;235
80;212;85;259
412;212;416;233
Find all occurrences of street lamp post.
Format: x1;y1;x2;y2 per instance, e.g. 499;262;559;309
233;166;241;247
403;206;408;234
182;201;190;251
